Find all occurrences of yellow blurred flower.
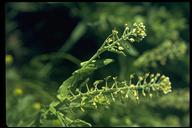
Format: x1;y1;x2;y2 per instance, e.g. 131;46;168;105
13;88;23;96
33;102;41;110
6;54;13;65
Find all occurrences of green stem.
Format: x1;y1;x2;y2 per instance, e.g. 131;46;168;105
55;83;151;110
80;33;129;71
81;34;113;69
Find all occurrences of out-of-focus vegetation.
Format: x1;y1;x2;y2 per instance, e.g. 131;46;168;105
6;2;189;127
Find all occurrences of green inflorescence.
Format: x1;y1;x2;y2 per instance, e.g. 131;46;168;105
36;23;172;127
134;40;187;68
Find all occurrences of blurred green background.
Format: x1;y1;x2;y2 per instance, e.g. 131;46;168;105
6;2;189;127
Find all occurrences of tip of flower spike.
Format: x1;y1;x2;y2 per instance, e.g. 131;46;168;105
159;75;172;94
112;29;118;34
133;23;137;26
124;24;129;29
126;22;146;42
107;38;113;43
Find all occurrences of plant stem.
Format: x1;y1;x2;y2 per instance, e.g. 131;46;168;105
81;34;112;68
81;32;128;69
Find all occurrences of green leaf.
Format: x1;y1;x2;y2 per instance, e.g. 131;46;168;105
70;119;92;127
120;41;139;56
80;58;114;68
57;59;114;101
59;22;87;52
57;76;79;101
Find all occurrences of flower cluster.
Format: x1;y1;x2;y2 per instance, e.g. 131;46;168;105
125;22;147;42
54;73;172;114
37;23;174;127
39;73;172;127
103;22;146;56
159;75;172;94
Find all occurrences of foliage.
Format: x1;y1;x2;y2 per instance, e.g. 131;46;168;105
134;39;187;68
6;2;189;127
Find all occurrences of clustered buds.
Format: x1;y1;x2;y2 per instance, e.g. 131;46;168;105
104;22;146;56
159;75;172;94
127;22;147;42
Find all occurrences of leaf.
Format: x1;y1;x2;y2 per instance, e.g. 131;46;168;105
69;119;92;127
56;112;66;127
80;58;114;68
32;112;41;127
73;66;96;75
57;66;96;101
103;58;114;65
57;59;114;101
120;41;139;56
57;76;79;101
59;22;87;52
